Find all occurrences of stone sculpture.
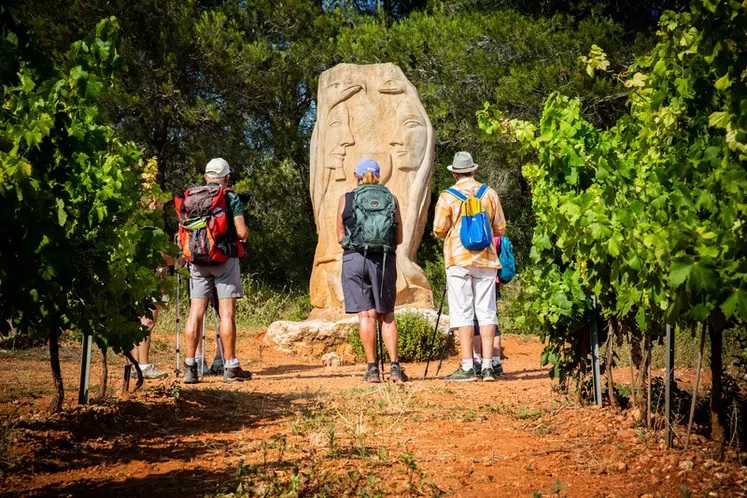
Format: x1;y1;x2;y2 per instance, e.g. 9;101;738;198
309;63;435;312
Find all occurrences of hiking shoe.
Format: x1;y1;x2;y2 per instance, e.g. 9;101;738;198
182;362;199;384
223;366;253;383
493;362;505;377
390;363;409;383
210;357;225;376
131;364;168;380
443;367;478;382
474;362;483;379
363;365;381;383
481;366;496;382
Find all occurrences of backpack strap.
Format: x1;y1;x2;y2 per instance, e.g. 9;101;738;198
476;184;489;200
445;187;468;201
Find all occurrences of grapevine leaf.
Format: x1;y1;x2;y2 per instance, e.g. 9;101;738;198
708;111;729;129
720;289;747;320
56;198;67;226
670;258;693;287
714;74;732;91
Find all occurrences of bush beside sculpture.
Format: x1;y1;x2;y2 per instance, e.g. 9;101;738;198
346;311;451;363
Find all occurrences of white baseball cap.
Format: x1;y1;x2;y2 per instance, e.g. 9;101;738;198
205;158;233;178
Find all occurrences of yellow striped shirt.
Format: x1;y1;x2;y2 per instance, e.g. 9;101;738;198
433;178;506;269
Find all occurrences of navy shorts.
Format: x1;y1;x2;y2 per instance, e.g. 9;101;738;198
341;251;397;314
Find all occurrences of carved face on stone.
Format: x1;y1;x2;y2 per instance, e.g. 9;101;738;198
326;102;354;173
389;98;428;172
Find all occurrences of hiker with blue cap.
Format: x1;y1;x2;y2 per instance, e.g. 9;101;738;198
336;159;407;383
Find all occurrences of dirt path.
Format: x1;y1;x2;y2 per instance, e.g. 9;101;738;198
0;331;744;497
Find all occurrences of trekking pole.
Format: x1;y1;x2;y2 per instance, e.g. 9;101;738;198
211;286;224;363
422;281;448;380
377;321;385;381
175;271;182;375
435;329;454;378
200;316;206;377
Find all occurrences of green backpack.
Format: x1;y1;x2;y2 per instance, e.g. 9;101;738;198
342;184;397;254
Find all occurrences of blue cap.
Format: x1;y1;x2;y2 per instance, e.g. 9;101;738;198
355;159;380;178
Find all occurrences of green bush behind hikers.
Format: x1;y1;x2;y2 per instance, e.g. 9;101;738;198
347;312;450;363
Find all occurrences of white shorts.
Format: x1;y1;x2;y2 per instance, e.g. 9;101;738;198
447;266;498;328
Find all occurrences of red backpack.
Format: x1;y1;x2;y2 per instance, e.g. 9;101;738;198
175;185;245;264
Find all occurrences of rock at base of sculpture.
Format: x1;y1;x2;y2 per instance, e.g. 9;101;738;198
266;307;451;358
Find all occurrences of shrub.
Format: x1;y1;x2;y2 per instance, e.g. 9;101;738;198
346;311;450;363
156;274;294;331
283;295;313;322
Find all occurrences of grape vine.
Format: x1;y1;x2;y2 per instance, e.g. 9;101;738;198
478;0;747;448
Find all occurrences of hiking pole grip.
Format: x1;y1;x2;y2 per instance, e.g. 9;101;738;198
423;281;448;380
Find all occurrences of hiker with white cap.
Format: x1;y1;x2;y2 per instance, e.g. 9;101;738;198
336;159;407;383
433;152;506;381
174;158;252;383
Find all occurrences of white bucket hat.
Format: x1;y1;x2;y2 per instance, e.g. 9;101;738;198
447;151;478;173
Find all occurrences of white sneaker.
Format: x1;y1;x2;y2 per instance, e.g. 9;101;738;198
131;364;168;380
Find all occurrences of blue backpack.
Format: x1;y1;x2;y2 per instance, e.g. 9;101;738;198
497;236;516;284
446;184;493;251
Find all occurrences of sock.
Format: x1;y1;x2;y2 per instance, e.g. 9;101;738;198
493;355;501;366
474;353;482;362
225;358;240;368
462;359;473;372
195;354;204;365
482;359;492;370
390;361;400;367
139;363;152;370
185;357;196;366
368;362;378;370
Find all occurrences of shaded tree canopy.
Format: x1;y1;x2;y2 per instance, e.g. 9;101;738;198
8;0;669;287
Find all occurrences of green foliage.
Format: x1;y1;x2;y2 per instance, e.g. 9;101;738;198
346;311;447;363
9;1;646;285
222;457;388;498
479;0;747;389
156;275;307;331
0;12;171;407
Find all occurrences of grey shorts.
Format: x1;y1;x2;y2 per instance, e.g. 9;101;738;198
189;258;243;299
341;251;397;314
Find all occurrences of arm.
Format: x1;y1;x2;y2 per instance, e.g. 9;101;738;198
227;191;248;242
336;194;346;245
234;215;248;242
432;193;452;239
491;191;506;237
394;196;403;246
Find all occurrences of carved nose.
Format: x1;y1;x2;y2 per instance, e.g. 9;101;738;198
389;131;403;146
341;130;354;147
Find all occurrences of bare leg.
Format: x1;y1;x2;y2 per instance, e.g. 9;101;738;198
472;336;482;357
358;309;378;364
480;324;496;363
184;298;208;359
379;312;398;362
494;334;502;359
457;326;474;361
132;306;159;364
217;298;237;360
